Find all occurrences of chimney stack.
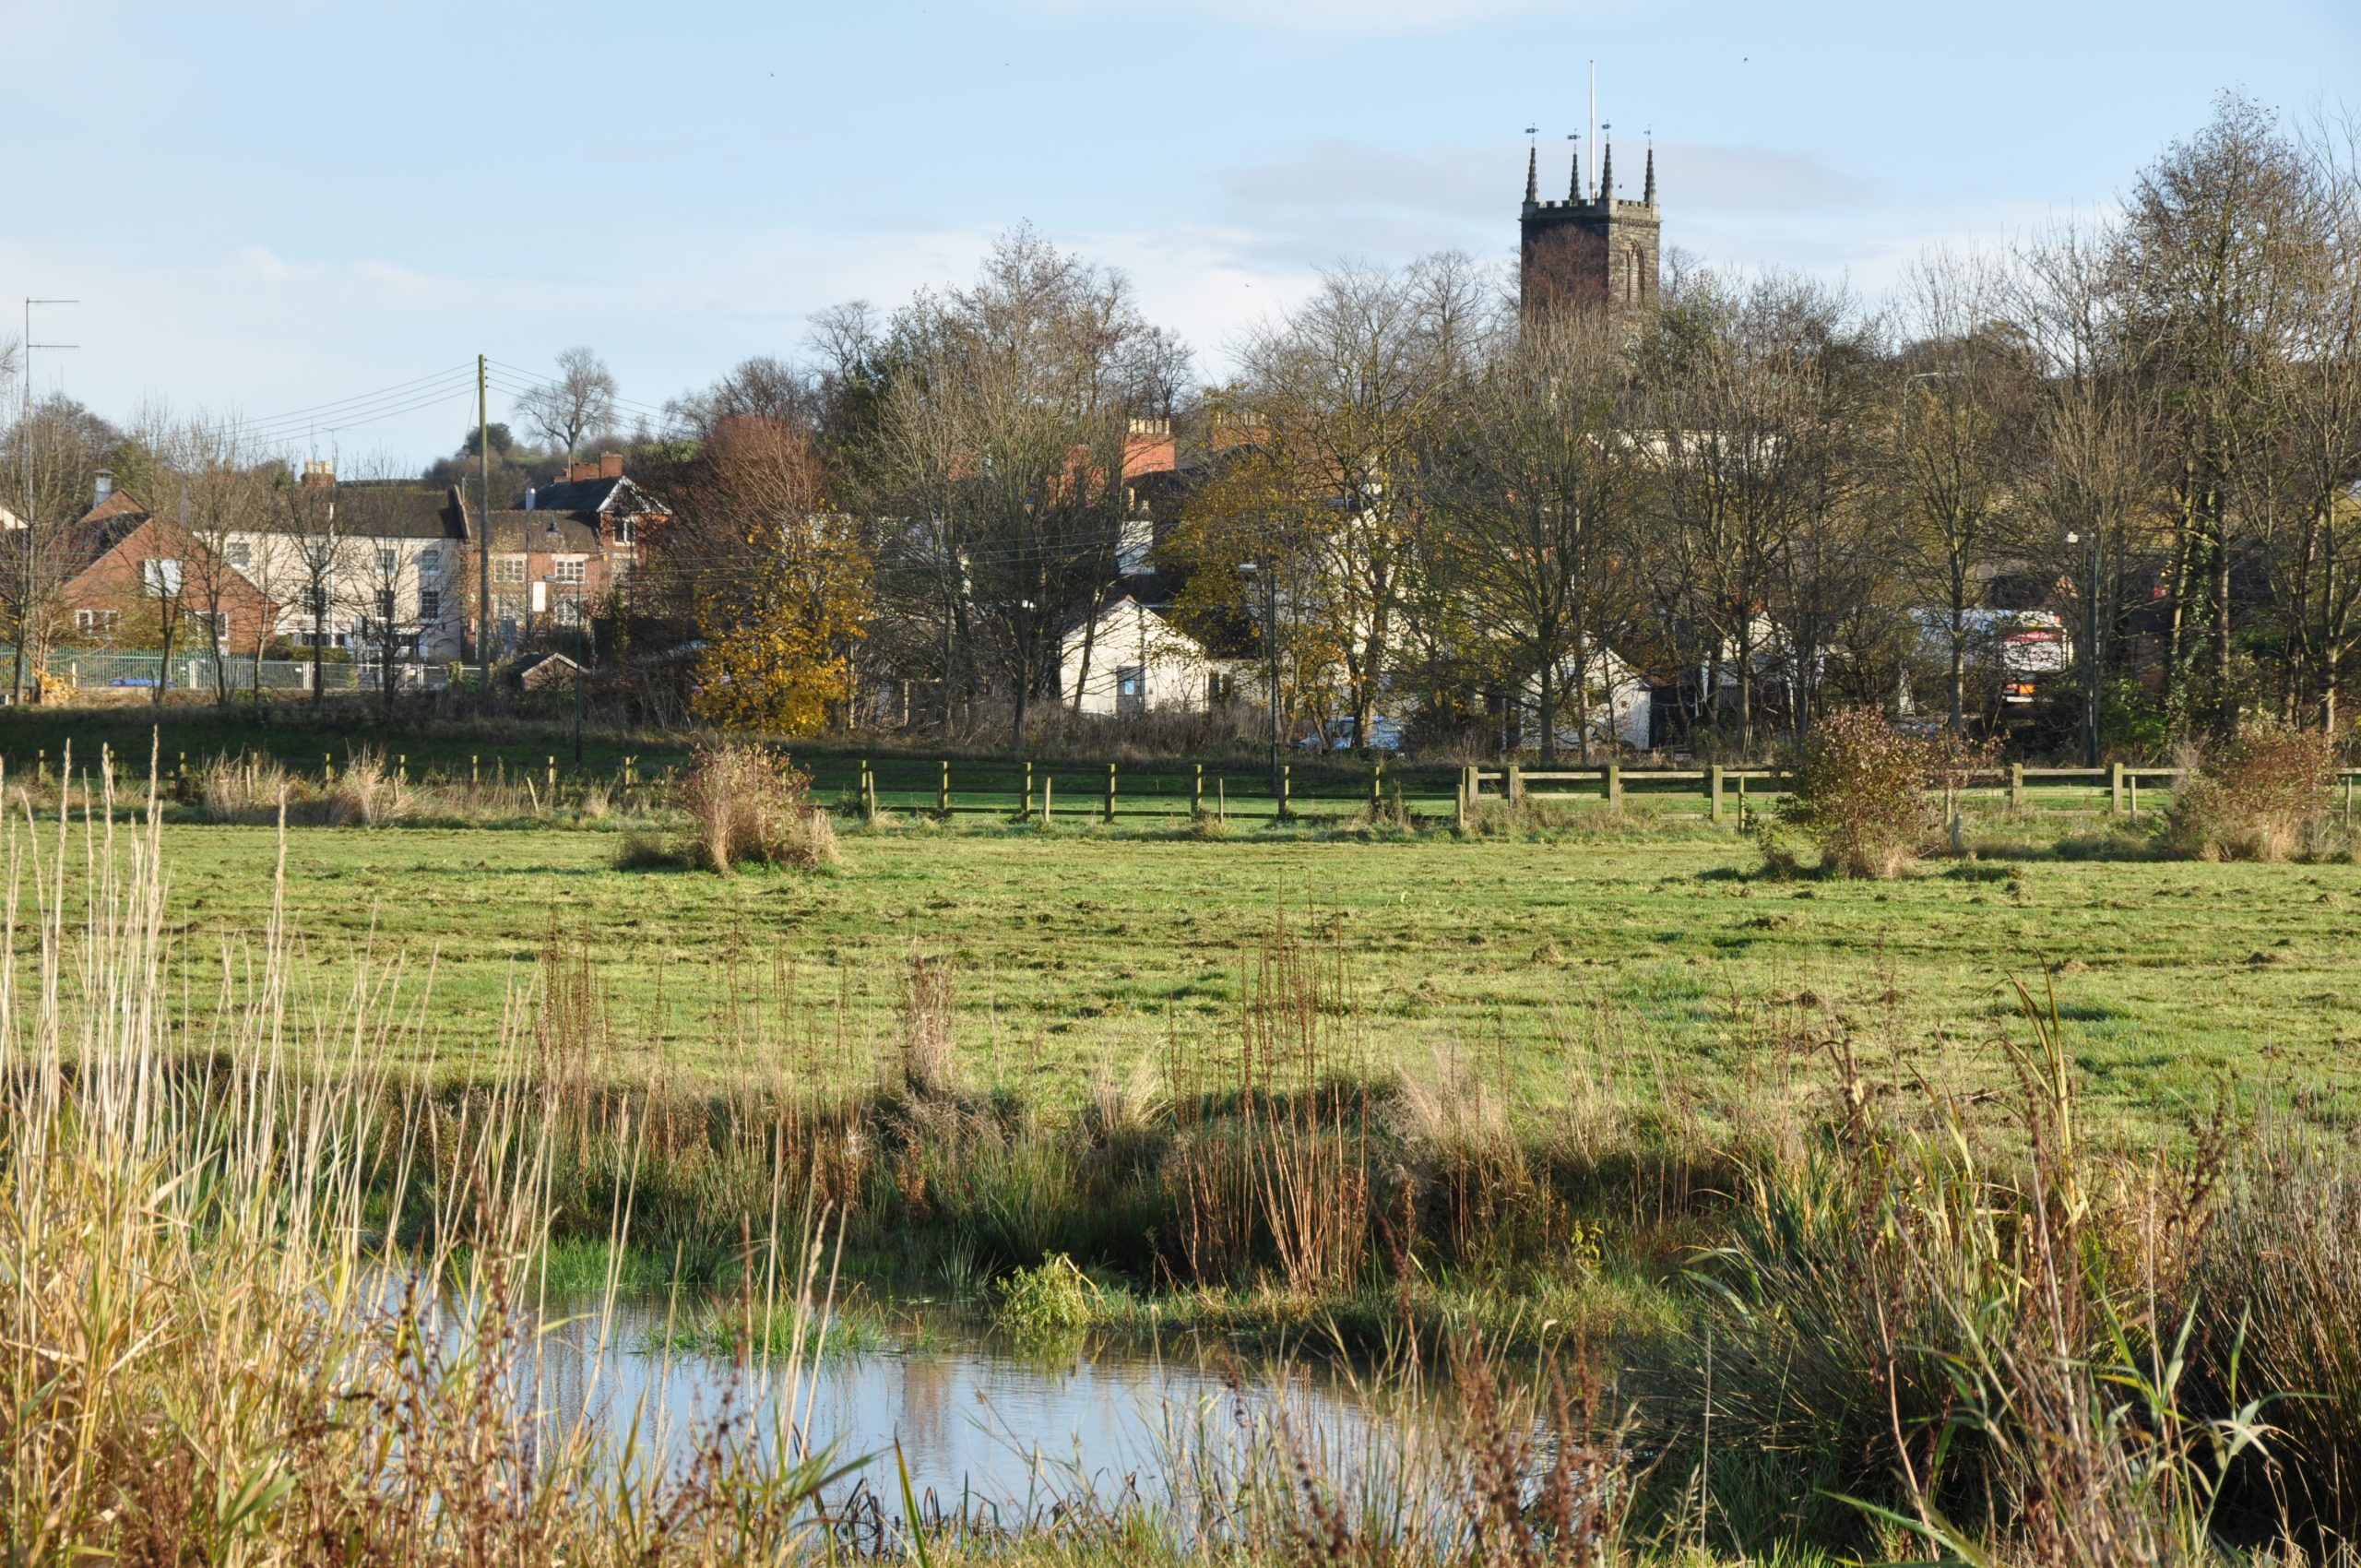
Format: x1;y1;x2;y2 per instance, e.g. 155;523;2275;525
599;451;623;480
93;469;113;508
301;459;336;490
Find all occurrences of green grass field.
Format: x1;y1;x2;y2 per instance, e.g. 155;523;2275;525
147;812;2361;1142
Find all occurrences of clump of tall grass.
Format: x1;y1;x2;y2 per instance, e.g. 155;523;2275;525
670;741;837;873
2167;720;2342;861
326;743;411;825
195;748;297;822
1683;986;2287;1561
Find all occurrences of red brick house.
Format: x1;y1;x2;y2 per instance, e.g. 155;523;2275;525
59;486;279;651
457;452;670;653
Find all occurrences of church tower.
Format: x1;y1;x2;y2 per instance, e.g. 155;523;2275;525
1519;137;1659;326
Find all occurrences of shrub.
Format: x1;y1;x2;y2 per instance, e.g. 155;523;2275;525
674;742;835;873
1778;709;1987;878
2166;720;2339;861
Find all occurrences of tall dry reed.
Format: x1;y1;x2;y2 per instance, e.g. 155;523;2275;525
0;774;854;1563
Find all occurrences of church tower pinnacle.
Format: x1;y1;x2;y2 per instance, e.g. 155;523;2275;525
1516;115;1663;327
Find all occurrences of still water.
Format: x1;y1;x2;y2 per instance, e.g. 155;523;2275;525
527;1295;1411;1523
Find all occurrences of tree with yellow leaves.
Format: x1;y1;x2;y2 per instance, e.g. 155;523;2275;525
681;419;871;735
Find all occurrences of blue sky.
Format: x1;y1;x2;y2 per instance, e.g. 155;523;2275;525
6;0;2355;470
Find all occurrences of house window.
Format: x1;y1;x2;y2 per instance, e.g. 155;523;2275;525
554;595;584;626
378;590;396;621
419;588;441;620
614;516;635;547
552;558;586;586
493;557;526;585
141;558;184;595
417;552;441;578
226;542;252;569
76;609;122;636
493;593;525;622
377;548;398;574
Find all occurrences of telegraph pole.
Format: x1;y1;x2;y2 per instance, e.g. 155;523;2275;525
477;354;492;690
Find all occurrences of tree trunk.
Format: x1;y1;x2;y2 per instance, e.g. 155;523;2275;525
311;586;326;707
1536;657;1556;765
2213;492;2236;735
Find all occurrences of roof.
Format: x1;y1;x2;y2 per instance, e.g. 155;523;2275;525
79;489;151;527
482;510;604;553
231;484;465;541
322;485;465;540
520;475;670;517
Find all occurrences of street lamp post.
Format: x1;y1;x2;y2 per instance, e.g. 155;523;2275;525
1240;562;1281;803
2069;529;2100;768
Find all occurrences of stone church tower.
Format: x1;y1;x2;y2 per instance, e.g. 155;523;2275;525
1519;138;1659;325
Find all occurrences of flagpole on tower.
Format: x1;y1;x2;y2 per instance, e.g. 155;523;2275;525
1588;60;1597;198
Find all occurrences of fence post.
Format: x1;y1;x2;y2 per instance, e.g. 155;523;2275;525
1217;778;1226;823
1280;763;1292;821
2009;762;2024;814
1023;761;1034;821
939;760;950;818
471;754;480;790
1043;776;1052;822
397;754;408;786
2130;773;2141;819
1605;762;1622;808
324;753;335;785
1454;769;1468;833
1708;764;1725;823
35;749;44;786
1370;755;1383;814
2109;761;2125;816
1104;762;1117;825
546;756;556;800
1192;763;1204;817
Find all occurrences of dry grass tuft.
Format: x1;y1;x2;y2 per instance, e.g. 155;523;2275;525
2168;721;2341;861
676;742;836;873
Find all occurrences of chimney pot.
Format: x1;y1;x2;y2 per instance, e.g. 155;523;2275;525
525;488;536;511
93;469;114;508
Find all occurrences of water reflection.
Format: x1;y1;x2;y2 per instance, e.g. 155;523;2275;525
530;1296;1397;1518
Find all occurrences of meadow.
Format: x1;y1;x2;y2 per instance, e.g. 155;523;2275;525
149;811;2361;1143
16;719;2361;1562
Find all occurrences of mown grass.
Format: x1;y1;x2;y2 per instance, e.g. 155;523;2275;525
138;812;2361;1146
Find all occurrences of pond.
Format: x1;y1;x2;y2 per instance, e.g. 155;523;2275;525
528;1293;1426;1531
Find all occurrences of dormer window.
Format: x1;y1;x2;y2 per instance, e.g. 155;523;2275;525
614;516;635;547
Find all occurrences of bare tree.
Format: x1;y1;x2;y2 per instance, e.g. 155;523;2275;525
1636;270;1870;755
1423;311;1643;760
154;416;267;706
4;395;120;700
858;228;1187;745
1201;254;1491;745
2122;94;2332;735
516;347;619;461
1885;251;2030;731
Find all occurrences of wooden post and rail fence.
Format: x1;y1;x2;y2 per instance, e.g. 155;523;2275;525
10;736;2361;832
